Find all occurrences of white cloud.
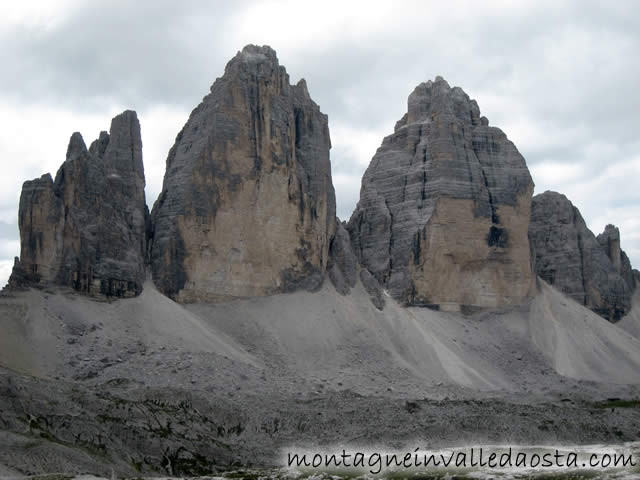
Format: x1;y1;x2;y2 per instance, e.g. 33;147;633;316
0;0;80;30
0;259;13;289
0;100;126;222
137;105;190;206
0;240;20;260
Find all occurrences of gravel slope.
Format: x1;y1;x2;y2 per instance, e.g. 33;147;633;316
1;278;639;475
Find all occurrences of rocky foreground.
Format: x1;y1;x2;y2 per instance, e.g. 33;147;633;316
1;281;640;475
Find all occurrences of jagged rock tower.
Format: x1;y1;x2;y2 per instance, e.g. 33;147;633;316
530;191;635;321
150;45;336;302
348;77;535;311
9;111;148;297
598;224;636;292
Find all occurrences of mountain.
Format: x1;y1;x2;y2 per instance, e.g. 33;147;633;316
530;191;635;321
597;223;636;292
149;45;336;302
8;53;634;318
8;111;147;298
347;77;535;311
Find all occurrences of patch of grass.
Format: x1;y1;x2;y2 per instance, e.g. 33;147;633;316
596;399;640;409
27;475;74;480
223;470;273;480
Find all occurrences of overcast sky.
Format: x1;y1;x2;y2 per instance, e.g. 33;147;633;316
1;0;639;286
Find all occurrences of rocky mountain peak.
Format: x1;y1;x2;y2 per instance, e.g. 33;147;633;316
348;77;534;310
9;110;148;298
295;78;311;99
598;224;622;267
89;131;110;158
240;44;278;61
403;76;482;127
103;110;144;176
218;44;288;90
66;131;88;158
150;45;335;302
5;51;636;321
529;191;634;321
597;223;635;293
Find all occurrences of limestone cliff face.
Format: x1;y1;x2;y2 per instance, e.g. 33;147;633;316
10;111;148;298
347;77;535;311
597;224;636;293
529;191;632;321
327;219;358;296
10;174;63;288
150;45;336;302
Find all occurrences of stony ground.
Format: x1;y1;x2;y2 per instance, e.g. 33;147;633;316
1;282;640;476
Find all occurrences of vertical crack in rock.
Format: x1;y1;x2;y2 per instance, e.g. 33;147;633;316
384;196;395;282
576;226;588;306
478;156;499;225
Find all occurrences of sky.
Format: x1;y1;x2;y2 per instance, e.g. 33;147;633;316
1;0;639;287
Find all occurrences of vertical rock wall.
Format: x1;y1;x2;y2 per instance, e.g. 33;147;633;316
530;191;632;321
348;77;535;311
150;45;336;302
10;111;148;298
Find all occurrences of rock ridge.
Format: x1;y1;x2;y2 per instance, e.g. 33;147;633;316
5;50;637;317
529;191;634;321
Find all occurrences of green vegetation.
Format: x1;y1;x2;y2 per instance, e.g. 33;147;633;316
595;399;640;409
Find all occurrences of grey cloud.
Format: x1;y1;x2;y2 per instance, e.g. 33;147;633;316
1;1;246;112
0;221;19;264
0;221;18;241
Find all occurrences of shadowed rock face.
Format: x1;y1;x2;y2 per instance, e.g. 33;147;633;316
9;111;148;298
597;224;636;293
347;77;535;310
150;45;336;302
327;219;358;296
530;191;632;322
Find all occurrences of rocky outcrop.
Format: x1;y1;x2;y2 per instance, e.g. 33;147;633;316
9;111;147;298
359;268;386;310
597;224;636;292
529;191;632;321
150;45;336;302
327;219;357;295
347;76;535;311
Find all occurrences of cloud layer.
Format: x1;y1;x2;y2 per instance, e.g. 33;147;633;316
1;0;639;286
